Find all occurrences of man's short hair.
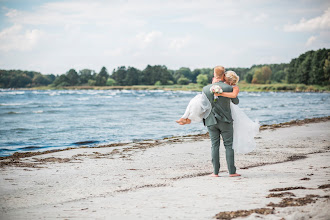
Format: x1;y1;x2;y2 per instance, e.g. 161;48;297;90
214;66;225;78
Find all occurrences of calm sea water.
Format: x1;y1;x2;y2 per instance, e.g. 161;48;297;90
0;89;329;156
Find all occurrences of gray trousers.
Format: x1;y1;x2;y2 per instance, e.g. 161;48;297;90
207;121;236;175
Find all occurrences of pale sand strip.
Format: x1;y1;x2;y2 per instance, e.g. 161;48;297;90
0;121;329;219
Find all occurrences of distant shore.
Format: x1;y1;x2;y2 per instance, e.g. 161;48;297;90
0;115;329;219
3;81;330;92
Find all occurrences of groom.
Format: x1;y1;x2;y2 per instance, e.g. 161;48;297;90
202;66;241;177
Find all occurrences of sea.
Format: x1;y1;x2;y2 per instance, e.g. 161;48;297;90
0;89;329;157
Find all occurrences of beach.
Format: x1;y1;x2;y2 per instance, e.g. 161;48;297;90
0;118;329;219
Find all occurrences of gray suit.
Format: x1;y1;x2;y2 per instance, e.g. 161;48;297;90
202;81;239;175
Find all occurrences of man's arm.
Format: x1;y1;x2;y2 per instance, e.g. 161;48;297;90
214;86;239;98
231;97;239;105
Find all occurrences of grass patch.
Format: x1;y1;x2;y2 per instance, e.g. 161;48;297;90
17;82;330;92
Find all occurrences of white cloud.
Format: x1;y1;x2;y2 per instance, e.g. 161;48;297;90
256;56;282;64
103;48;123;56
136;31;162;44
170;36;191;50
135;31;163;49
0;24;43;51
284;7;330;32
4;8;19;18
253;13;269;23
0;0;329;74
305;35;317;46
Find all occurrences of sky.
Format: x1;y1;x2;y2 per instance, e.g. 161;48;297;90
0;0;330;75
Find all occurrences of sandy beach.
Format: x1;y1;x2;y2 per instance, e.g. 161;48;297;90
0;118;329;219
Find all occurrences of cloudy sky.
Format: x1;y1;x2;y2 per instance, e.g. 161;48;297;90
0;0;329;75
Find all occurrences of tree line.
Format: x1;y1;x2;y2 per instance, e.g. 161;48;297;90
0;48;329;88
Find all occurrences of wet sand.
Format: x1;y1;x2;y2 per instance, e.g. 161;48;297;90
0;118;329;219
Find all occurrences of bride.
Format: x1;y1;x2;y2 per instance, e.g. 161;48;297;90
176;71;259;154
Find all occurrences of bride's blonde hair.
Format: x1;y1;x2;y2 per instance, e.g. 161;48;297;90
225;71;239;85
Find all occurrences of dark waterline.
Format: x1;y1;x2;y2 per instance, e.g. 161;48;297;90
0;89;329;156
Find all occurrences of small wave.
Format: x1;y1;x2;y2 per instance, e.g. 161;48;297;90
11;128;31;131
0;148;16;152
73;140;99;145
33;110;44;114
5;111;22;114
49;92;58;96
0;91;26;95
77;97;90;101
18;146;44;150
120;90;133;94
0;103;24;106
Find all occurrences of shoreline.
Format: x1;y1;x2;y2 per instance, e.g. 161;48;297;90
0;117;329;219
1;116;329;162
2;83;330;92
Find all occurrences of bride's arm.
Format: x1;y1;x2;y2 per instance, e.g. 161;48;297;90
214;86;239;98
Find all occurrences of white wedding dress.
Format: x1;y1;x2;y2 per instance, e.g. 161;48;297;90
230;102;260;154
181;92;212;122
181;93;259;154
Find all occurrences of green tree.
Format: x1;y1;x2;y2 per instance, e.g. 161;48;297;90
141;65;173;85
95;67;109;86
154;81;162;86
110;66;127;86
53;74;70;87
296;55;311;84
196;74;208;86
192;69;201;83
88;79;96;86
323;53;330;85
252;66;272;84
262;66;272;83
272;70;286;83
66;69;79;85
32;74;51;86
245;72;254;83
124;67;141;85
177;77;190;85
251;68;263;84
106;78;116;86
79;69;95;84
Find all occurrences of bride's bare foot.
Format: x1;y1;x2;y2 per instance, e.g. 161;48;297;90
176;118;185;125
229;173;241;177
176;118;191;125
210;173;219;177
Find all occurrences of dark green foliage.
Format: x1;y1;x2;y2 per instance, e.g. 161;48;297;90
272;70;286;83
196;74;208;86
110;66;142;86
245;72;254;83
174;67;193;82
177;77;190;85
95;67;109;86
141;65;174;85
66;69;80;86
110;66;127;86
287;48;329;85
79;69;95;84
0;70;54;88
227;67;250;81
53;74;70;87
1;49;329;88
